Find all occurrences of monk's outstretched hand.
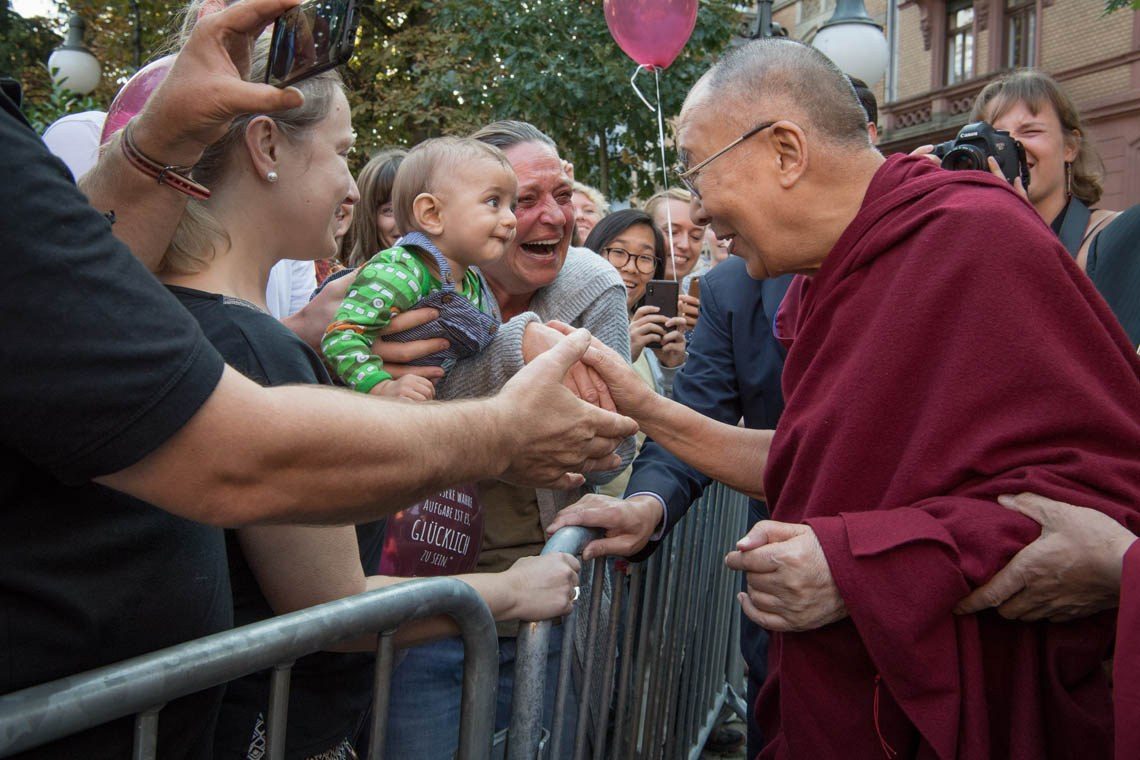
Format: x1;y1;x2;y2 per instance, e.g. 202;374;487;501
725;520;848;632
954;493;1136;621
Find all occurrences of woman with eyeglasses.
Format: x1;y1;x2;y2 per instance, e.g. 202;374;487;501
585;210;685;499
585;209;687;394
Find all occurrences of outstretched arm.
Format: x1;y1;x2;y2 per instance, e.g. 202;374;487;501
238;523;581;650
580;340;772;499
99;331;638;527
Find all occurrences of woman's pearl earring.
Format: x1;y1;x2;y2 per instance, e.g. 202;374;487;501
267;170;279;183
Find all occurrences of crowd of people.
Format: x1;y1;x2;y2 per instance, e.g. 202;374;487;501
3;0;1140;758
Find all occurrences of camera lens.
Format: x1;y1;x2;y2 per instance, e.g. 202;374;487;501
941;145;987;172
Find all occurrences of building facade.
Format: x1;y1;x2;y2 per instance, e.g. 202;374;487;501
764;0;1140;209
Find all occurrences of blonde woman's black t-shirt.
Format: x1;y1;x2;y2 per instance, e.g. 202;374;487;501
167;287;385;760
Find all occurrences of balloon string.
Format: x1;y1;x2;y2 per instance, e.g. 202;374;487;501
630;64;678;282
629;65;656;113
654;67;678;283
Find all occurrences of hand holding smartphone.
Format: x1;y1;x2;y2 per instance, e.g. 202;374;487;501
643;279;680;349
265;0;359;88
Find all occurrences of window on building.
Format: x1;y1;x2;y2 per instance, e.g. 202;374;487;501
945;0;975;85
1005;0;1037;69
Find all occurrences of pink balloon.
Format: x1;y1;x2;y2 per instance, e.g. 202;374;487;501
100;55;176;145
604;0;698;70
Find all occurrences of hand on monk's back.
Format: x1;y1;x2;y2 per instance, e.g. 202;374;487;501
495;328;637;490
725;520;848;632
678;294;700;331
954;492;1136;621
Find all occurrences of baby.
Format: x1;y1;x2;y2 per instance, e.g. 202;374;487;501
322;137;518;400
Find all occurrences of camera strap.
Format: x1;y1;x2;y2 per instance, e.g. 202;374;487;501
1056;198;1091;259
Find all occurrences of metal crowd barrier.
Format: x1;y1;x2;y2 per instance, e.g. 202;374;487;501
0;577;498;760
509;482;751;760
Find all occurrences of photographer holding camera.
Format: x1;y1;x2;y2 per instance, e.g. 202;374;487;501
916;70;1139;346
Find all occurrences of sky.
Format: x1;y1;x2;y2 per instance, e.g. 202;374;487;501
11;0;58;19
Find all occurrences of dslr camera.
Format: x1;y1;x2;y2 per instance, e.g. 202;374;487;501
931;121;1030;189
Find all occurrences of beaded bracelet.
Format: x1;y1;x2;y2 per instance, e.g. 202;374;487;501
120;120;211;200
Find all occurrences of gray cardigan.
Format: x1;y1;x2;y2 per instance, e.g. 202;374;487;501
440;246;636;526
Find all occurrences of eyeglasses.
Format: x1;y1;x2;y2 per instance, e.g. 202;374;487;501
675;120;777;198
603;246;659;275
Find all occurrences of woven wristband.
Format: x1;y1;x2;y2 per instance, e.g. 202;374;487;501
120;120;211;200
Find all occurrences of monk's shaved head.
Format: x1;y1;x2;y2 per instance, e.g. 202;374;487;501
683;38;870;150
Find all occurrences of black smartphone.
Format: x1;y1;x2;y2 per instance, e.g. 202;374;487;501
643;279;679;349
265;0;359;88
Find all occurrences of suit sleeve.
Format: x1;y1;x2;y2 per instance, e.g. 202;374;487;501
625;275;746;558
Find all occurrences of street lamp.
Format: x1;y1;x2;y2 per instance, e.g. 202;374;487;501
48;13;101;95
750;0;788;39
812;0;889;86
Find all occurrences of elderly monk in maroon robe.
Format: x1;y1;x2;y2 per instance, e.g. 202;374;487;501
560;38;1140;759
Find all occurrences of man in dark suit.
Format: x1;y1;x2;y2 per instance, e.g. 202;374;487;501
550;258;792;756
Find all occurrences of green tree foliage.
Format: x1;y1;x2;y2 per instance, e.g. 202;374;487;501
1104;0;1140;11
1;1;65;104
63;0;189;99
5;0;740;198
21;74;102;131
1;0;187;128
350;0;741;201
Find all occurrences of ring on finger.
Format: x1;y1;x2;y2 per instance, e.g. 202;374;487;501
571;586;581;602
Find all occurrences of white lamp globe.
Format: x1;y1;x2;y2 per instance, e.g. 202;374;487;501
49;14;101;96
811;0;889;87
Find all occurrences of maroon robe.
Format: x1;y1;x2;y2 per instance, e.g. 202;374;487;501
758;154;1140;759
1116;541;1140;760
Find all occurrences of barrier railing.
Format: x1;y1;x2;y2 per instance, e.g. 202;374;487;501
0;577;498;760
0;485;748;760
509;482;750;759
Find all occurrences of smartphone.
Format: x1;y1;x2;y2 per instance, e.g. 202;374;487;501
265;0;359;88
688;276;701;300
643;279;679;349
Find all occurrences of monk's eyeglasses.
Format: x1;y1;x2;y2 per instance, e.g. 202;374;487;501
675;121;777;199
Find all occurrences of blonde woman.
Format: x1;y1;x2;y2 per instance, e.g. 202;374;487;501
644;187;706;330
571;180;608;245
157;51;578;760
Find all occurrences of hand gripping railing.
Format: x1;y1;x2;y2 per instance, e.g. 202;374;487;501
0;577;499;760
506;525;600;760
508;483;750;760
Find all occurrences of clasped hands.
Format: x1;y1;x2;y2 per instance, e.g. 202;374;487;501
292;280;625;410
725;521;848;632
550;494;848;633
